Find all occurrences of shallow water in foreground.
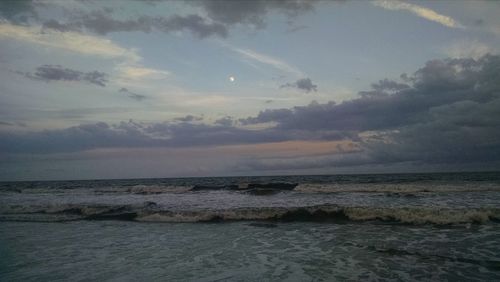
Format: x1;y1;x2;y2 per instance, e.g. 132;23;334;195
1;172;500;280
1;221;500;281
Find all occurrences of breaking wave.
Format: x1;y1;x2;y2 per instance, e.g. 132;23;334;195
4;182;299;195
1;203;499;225
5;182;499;196
295;183;500;193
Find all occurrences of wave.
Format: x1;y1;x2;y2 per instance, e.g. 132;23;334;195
2;185;193;195
1;203;499;225
5;182;499;196
295;183;500;193
4;182;299;195
136;206;500;225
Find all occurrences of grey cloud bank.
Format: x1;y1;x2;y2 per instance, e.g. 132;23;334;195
244;55;500;170
0;121;337;154
21;65;108;87
43;13;228;39
248;56;500;131
2;55;500;172
0;0;36;23
10;0;318;39
197;0;317;28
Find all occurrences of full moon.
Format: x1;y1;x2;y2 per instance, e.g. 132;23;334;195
229;76;235;82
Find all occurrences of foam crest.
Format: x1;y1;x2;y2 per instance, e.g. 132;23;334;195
137;205;500;225
1;203;499;225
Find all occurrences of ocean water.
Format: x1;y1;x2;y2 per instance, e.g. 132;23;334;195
1;172;500;281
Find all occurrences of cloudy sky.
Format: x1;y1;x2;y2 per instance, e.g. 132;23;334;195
1;0;500;180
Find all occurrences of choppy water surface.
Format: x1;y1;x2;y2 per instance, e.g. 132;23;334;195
1;172;500;280
1;221;500;281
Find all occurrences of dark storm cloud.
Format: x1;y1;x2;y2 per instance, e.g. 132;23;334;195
145;122;287;147
358;79;410;98
0;0;37;23
196;0;317;28
280;78;318;93
42;19;83;32
40;7;140;34
22;65;108;87
363;98;500;165
13;0;318;38
156;15;228;38
240;108;293;126
242;55;500;169
143;121;347;148
0;122;154;154
64;9;152;34
246;96;500;171
42;13;228;38
241;151;373;171
0;118;350;154
119;88;147;101
246;56;500;131
156;14;228;38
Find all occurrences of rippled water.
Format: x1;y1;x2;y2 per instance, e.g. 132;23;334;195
1;221;499;281
1;172;500;280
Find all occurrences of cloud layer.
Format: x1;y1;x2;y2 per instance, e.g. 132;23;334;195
2;54;500;173
197;0;317;28
5;0;318;39
0;22;140;61
43;12;228;39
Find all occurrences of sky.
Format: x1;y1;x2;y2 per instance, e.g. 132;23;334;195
1;0;500;181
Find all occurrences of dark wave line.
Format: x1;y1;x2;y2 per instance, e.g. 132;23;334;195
1;204;499;225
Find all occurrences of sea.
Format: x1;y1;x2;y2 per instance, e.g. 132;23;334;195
1;172;499;281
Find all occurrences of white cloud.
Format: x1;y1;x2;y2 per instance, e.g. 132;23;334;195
444;40;494;59
0;22;141;62
226;44;304;77
372;0;464;29
117;65;171;80
0;23;175;90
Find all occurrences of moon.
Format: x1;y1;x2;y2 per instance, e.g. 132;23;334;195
229;76;235;82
